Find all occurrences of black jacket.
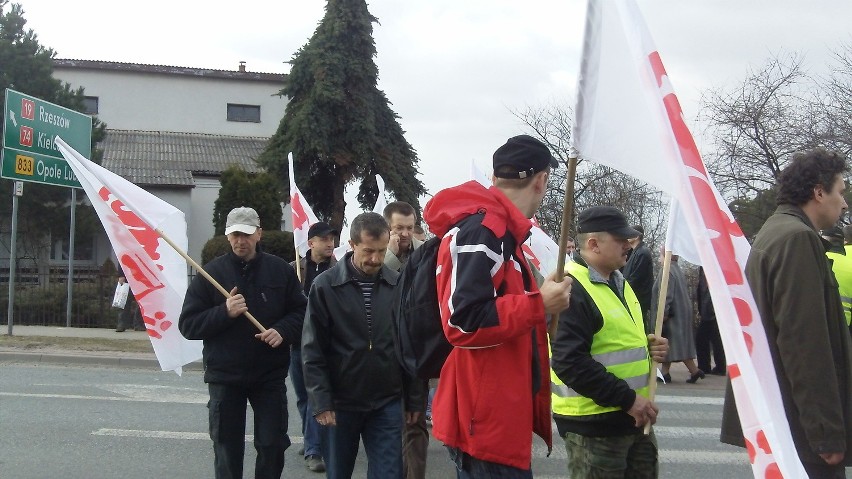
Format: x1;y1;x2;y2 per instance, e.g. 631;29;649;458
623;241;654;317
178;251;307;384
302;252;424;414
696;267;716;323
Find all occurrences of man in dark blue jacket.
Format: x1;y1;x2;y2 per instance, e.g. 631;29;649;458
179;206;307;479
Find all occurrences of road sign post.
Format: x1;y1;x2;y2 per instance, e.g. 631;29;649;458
2;88;92;187
2;89;94;332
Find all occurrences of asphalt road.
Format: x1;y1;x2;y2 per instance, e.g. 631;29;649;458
0;361;760;478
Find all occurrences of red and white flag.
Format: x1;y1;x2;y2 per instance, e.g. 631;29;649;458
288;153;319;258
572;1;803;477
55;137;203;375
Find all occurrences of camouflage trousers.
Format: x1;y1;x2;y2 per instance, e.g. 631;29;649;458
564;430;658;479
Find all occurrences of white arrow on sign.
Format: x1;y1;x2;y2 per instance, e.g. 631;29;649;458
7;110;17;127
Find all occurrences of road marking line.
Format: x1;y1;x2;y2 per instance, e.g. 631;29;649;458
92;428;305;444
654;426;721;438
0;391;206;404
655;395;724;406
535;444;746;464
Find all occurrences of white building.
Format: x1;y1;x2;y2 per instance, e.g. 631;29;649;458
51;59;288;265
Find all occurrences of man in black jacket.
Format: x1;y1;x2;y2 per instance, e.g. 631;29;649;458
623;225;654;332
302;212;423;479
179;207;307;479
289;221;337;473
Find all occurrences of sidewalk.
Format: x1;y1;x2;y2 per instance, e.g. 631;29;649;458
0;325;202;370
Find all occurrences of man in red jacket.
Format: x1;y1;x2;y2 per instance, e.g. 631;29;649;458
423;135;573;477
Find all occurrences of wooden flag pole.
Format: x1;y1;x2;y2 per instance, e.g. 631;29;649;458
550;148;579;337
155;228;266;333
294;244;304;285
644;249;672;435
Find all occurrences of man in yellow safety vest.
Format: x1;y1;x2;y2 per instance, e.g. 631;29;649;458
550;206;669;479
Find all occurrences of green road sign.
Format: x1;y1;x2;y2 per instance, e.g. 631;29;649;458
2;88;93;188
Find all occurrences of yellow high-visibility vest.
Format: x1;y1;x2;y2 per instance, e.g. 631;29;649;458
551;261;650;417
827;251;852;326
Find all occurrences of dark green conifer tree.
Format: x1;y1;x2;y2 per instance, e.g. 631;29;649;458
259;0;425;230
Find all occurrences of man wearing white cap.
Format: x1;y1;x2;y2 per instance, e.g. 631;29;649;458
179;206;308;479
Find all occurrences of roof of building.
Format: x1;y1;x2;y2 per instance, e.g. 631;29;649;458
101;130;268;187
53;59;286;83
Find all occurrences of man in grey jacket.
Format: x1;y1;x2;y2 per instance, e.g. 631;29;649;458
721;149;852;478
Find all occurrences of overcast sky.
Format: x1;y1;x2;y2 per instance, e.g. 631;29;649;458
18;0;852;210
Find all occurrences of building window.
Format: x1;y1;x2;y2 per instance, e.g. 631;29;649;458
227;103;261;123
82;96;98;115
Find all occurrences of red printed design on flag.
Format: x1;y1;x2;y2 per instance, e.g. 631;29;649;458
100;187;163;264
291;191;309;231
521;244;541;270
649;50;779;470
101;186;173;338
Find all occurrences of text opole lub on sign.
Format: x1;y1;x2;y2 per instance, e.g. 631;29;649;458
2;88;92;188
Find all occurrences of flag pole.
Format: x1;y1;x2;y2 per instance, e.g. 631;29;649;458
643;199;678;434
643;249;671;434
155;228;267;333
550;147;579;337
295;247;303;284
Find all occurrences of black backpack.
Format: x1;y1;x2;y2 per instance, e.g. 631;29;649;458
392;236;453;379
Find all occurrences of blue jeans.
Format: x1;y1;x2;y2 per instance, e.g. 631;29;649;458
446;447;533;478
321;399;404;479
289;348;322;457
207;378;290;479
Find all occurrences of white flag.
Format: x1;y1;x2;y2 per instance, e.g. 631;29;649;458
571;1;803;477
334;174;389;260
288;153;319;258
371;174;387;214
55;136;202;375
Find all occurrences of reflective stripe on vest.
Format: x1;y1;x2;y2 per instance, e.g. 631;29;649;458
827;251;852;326
551;262;650;416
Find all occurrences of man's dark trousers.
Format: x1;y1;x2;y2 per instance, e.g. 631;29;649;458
208;378;290;479
290;347;323;457
321;399;404;479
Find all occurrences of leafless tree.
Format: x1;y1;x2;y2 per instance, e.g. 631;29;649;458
700;53;825;199
511;103;668;249
823;41;852;156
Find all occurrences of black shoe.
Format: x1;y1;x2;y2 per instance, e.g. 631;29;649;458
686;370;706;384
657;373;671;383
710;367;726;376
305;455;325;472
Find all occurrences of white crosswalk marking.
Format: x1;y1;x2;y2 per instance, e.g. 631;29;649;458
92;428;306;445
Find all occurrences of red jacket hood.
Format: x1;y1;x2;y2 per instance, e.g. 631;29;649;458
424;181;532;243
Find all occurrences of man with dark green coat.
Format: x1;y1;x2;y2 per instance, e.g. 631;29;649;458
721;149;852;478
